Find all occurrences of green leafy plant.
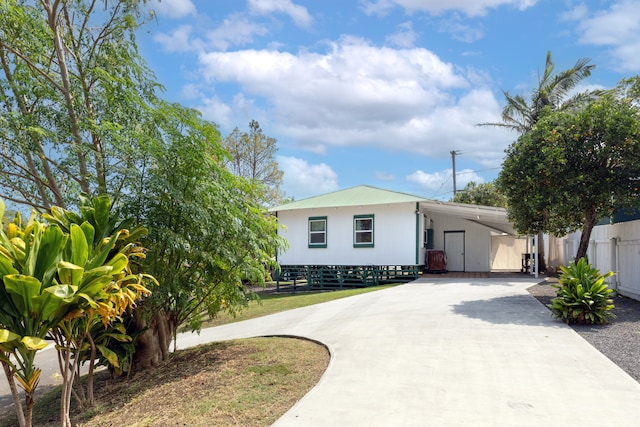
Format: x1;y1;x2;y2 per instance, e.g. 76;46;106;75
0;197;153;427
548;258;615;325
42;194;155;419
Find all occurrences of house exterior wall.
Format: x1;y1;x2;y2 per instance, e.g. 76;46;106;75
276;202;421;266
275;202;504;273
422;211;493;272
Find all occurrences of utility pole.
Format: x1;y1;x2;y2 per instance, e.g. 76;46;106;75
450;150;461;195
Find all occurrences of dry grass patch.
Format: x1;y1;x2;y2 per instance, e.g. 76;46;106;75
0;337;329;427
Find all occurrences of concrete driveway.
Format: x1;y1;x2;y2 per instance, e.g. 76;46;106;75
178;276;640;427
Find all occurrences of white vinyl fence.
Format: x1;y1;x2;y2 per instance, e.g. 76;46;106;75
554;221;640;301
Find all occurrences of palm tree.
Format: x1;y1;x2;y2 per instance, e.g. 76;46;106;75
480;51;601;272
480;51;598;131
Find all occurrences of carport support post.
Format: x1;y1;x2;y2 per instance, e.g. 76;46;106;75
533;235;539;278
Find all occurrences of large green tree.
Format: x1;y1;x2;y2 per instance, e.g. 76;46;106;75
498;92;640;260
481;52;600;270
122;103;285;368
0;0;285;374
0;0;157;210
452;181;507;207
223;120;285;206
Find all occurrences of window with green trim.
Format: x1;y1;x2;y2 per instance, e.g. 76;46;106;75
354;215;374;247
308;216;327;248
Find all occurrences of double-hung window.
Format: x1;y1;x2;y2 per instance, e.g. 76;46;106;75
354;215;374;247
308;216;327;248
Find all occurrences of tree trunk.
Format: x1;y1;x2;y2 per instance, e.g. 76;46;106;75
57;342;76;427
86;333;97;406
24;391;34;427
0;47;65;209
2;362;26;427
547;233;559;273
43;0;91;195
576;207;598;261
133;310;176;370
536;231;547;273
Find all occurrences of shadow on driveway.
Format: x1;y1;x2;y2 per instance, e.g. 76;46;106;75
451;294;562;327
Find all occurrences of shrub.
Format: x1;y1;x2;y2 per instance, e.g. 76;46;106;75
548;258;615;325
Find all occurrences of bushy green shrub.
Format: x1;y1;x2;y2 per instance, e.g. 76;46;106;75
548;258;615;325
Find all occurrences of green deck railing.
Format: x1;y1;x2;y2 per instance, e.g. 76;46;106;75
275;265;420;291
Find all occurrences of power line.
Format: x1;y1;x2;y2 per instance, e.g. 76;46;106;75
455;166;501;175
425;162;503;200
427;173;452;200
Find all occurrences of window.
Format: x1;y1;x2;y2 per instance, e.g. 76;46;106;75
308;216;327;248
354;215;374;247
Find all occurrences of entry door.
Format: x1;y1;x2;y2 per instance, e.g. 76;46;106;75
444;231;465;272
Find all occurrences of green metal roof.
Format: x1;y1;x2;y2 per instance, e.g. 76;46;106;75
269;185;427;212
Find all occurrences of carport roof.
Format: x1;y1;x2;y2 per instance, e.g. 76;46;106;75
419;199;517;235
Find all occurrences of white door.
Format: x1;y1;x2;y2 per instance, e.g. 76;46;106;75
444;231;465;272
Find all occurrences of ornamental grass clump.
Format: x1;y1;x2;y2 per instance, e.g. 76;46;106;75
548;258;615;325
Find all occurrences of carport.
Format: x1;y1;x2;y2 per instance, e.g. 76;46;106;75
418;200;540;276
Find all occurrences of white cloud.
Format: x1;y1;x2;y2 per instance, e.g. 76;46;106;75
560;4;588;21
277;156;339;199
181;83;202;100
439;15;485;42
360;0;538;17
375;171;396;181
206;14;270;51
407;168;483;198
197;93;263;130
153;14;269;53
151;0;196;18
570;1;640;72
197;37;512;167
153;25;203;53
386;21;419;48
198;96;234;129
360;0;395;16
248;0;313;28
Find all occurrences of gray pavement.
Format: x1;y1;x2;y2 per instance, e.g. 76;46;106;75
177;276;640;427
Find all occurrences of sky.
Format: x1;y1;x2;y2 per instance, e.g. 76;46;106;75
137;0;640;201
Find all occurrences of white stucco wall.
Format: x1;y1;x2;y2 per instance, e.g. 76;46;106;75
421;211;494;272
275;202;421;266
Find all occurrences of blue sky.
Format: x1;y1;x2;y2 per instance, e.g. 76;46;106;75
138;0;640;201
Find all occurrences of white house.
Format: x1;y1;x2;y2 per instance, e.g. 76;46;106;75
269;186;524;288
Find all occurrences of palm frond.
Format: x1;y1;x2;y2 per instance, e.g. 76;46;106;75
475;121;521;131
560;89;609;113
547;57;595;107
538;51;555;91
477;51;598;133
501;92;535;132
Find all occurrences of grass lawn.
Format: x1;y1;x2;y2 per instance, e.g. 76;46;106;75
203;283;399;328
0;284;400;427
